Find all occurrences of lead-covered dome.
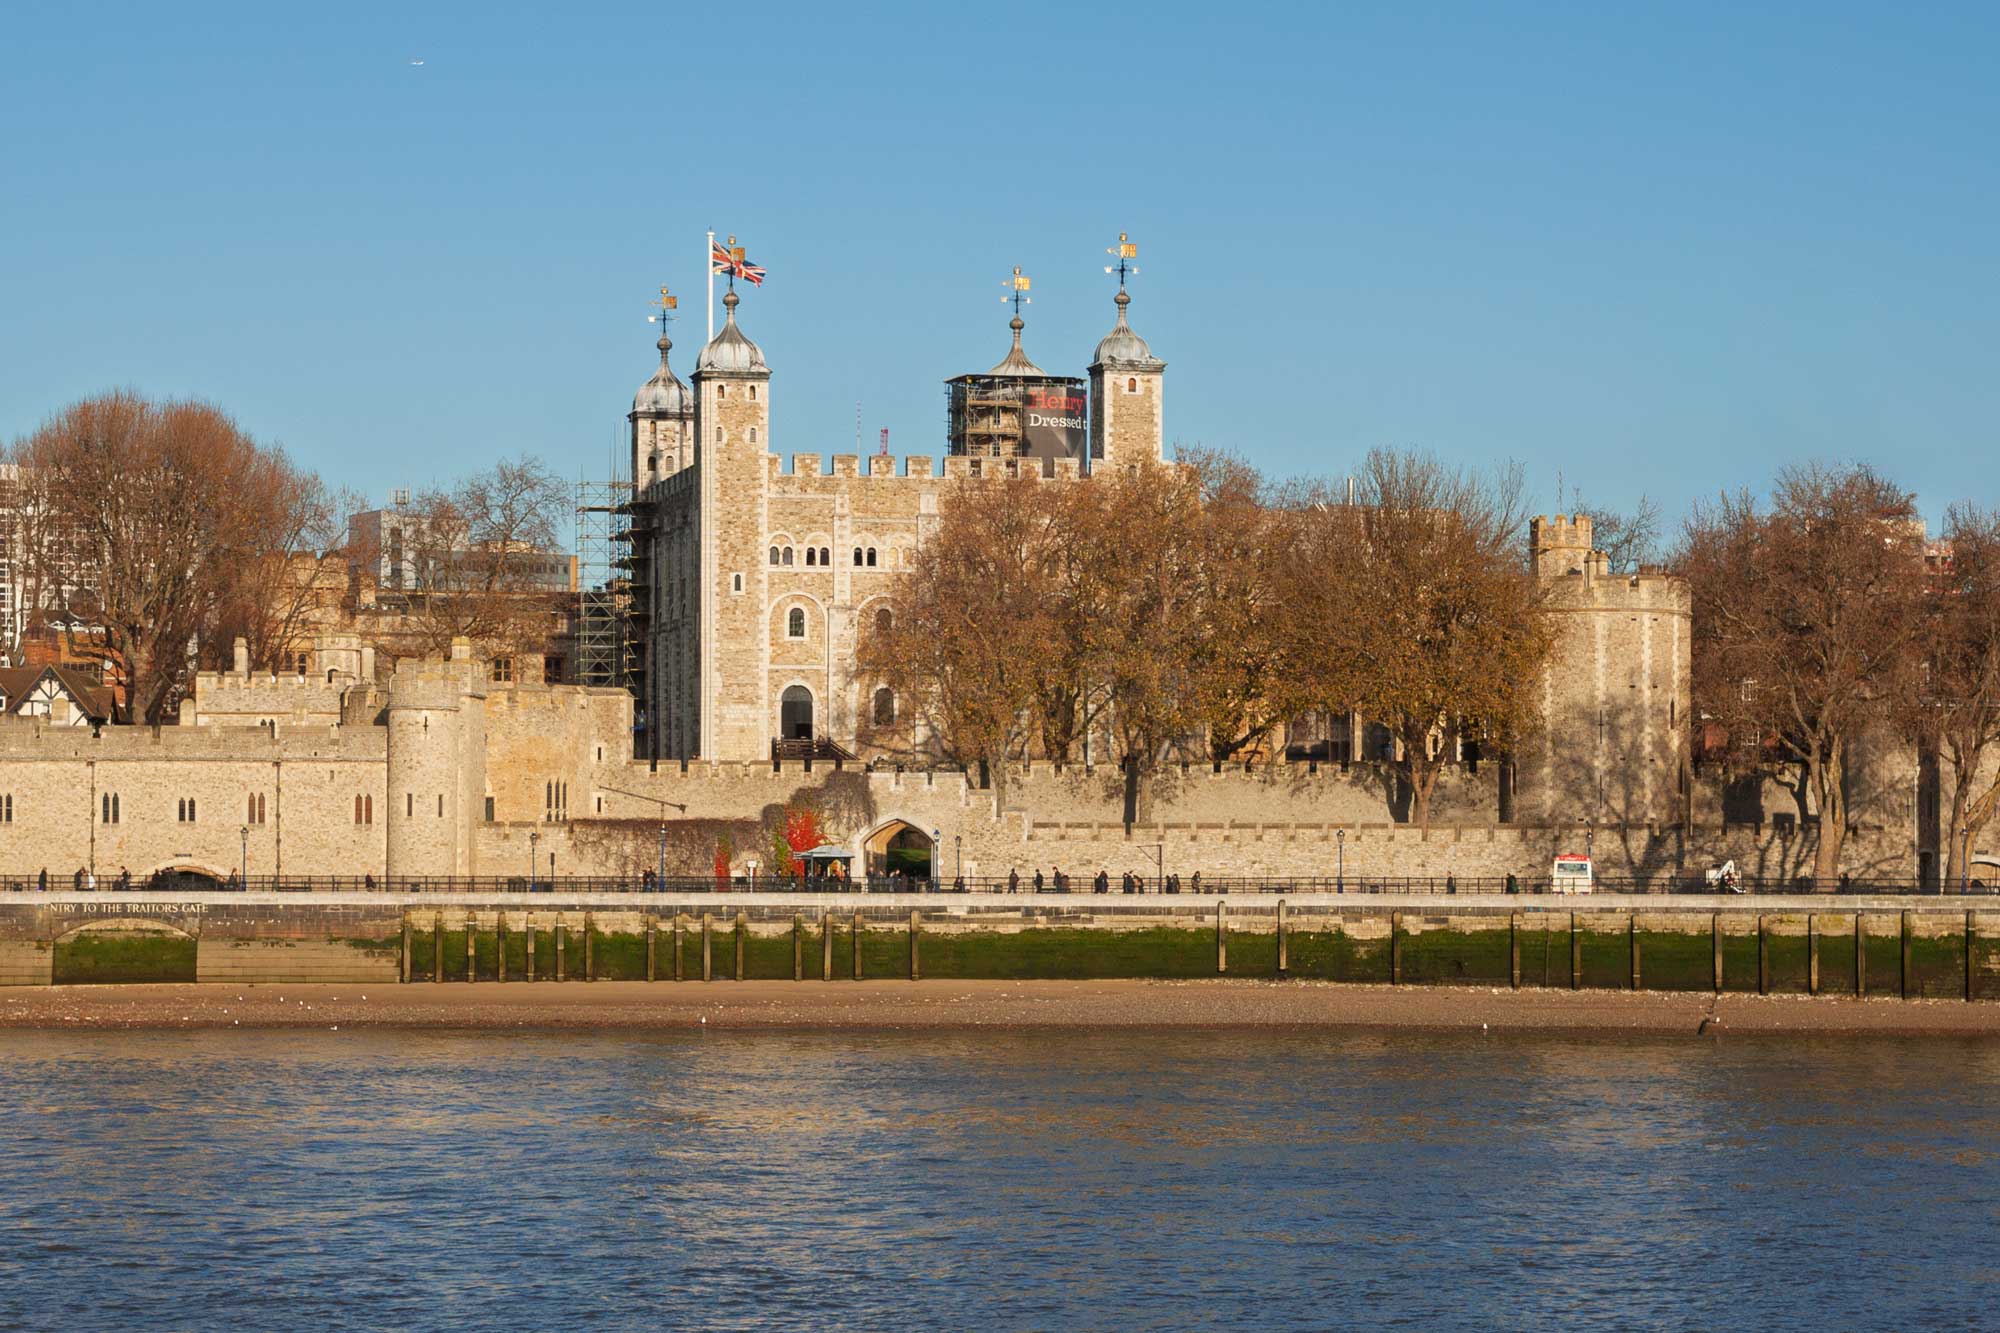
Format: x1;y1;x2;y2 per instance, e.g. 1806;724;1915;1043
633;335;690;416
695;289;768;376
1091;289;1165;370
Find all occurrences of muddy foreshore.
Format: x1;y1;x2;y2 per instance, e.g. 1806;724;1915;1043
5;979;2000;1036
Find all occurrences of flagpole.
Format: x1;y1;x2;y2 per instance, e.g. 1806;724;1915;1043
706;228;715;340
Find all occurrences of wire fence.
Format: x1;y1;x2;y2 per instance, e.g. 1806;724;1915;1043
3;872;1990;898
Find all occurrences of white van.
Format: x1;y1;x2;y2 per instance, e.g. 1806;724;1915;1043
1552;854;1594;895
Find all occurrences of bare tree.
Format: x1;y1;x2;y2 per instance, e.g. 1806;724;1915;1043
362;457;571;664
1912;505;2000;886
1567;492;1663;572
209;468;363;674
13;392;321;724
1680;463;1927;885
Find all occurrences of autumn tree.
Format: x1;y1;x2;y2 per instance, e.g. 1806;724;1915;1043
1910;505;2000;886
12;392;326;724
1278;449;1552;829
856;473;1068;791
1679;464;1927;885
362;457;571;664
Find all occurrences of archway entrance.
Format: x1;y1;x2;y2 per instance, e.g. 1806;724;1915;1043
780;686;815;741
52;920;198;984
863;820;934;884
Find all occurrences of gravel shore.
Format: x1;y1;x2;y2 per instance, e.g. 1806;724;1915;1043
4;979;2000;1035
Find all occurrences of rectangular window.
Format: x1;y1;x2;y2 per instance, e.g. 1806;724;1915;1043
484;795;495;823
1;794;11;823
406;792;414;817
102;793;119;825
437;794;444;816
493;657;512;683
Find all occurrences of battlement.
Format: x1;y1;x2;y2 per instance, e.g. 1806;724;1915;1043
0;716;387;761
1531;513;1597;579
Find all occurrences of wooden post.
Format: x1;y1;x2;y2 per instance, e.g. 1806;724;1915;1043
701;913;712;982
674;914;684;982
1967;912;1976;1003
1757;915;1767;996
793;913;803;981
1629;912;1641;991
1807;914;1818;995
584;912;595;982
1712;912;1722;993
433;912;444;984
1855;914;1865;999
526;921;537;983
465;916;476;982
734;911;746;981
1390;911;1401;985
1569;912;1580;991
909;909;920;981
822;908;833;981
1217;901;1229;975
646;916;656;983
497;914;508;984
852;910;863;980
1901;910;1912;1000
1509;912;1520;990
1275;899;1288;977
400;916;411;983
555;918;566;982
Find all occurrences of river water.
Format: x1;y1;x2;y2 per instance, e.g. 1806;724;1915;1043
1;1029;1996;1329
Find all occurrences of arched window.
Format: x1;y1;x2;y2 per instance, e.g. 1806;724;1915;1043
875;607;893;636
805;547;817;567
872;687;895;726
749;427;757;443
769;546;780;565
717;384;727;399
715;425;722;443
819;547;830;566
1128;376;1138;392
787;607;806;638
781;547;794;566
866;548;877;567
750;385;758;400
853;547;863;566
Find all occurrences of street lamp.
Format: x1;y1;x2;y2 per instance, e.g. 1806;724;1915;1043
1963;828;1973;896
529;830;539;892
955;835;963;883
240;826;249;889
1336;829;1345;893
604;787;689;891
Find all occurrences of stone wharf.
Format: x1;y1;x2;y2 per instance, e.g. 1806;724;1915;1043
5;892;1995;998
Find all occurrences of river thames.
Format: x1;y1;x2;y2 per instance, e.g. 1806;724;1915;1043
1;1029;1995;1329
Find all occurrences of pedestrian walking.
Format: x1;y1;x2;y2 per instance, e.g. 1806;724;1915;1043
1008;868;1020;894
1120;871;1135;895
1033;869;1045;894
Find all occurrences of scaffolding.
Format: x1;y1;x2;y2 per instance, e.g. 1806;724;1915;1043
573;479;634;692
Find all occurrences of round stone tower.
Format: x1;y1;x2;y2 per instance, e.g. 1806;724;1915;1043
384;639;488;882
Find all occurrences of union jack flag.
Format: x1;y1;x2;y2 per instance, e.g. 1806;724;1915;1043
711;239;766;286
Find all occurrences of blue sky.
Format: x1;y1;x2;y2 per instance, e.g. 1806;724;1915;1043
3;2;1995;532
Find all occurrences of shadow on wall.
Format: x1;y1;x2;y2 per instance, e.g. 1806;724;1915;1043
566;771;882;877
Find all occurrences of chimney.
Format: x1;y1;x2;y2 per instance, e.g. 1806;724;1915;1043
232;637;249;676
360;644;376;682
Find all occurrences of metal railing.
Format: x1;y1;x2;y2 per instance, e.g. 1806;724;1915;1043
3;872;1990;897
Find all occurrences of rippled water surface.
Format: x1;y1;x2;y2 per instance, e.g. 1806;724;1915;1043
2;1029;1998;1329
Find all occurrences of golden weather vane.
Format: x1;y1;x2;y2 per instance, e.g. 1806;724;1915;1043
1104;232;1139;288
648;284;678;330
1003;265;1032;318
